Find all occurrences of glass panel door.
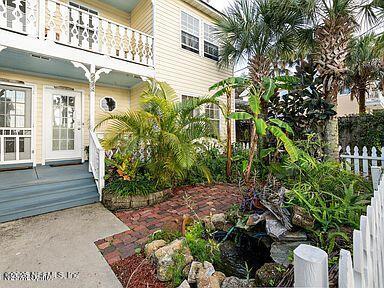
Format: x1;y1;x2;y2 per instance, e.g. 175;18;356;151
0;85;32;164
45;88;82;161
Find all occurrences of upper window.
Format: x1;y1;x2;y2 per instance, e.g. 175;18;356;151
181;12;200;54
204;24;219;61
100;97;117;112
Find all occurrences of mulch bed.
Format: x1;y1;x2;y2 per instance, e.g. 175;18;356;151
111;254;166;288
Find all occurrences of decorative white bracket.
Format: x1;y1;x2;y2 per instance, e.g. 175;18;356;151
71;61;112;129
0;46;6;53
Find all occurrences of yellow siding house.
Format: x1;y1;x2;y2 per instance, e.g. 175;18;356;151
0;0;232;167
0;0;232;221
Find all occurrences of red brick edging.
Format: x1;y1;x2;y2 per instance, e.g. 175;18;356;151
95;184;241;265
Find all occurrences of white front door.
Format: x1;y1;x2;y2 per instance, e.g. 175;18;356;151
45;88;82;161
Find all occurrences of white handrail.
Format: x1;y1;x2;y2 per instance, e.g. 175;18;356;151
89;131;105;200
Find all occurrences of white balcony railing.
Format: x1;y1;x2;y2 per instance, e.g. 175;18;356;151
0;0;154;67
366;89;384;107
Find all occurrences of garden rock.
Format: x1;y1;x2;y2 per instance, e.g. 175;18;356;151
292;205;315;229
196;262;224;288
202;216;215;231
144;240;167;258
270;241;309;267
280;231;307;242
221;276;256;288
213;272;226;284
178;280;191;288
211;213;226;230
188;261;203;283
265;215;288;239
255;263;286;287
246;211;270;227
154;239;193;282
218;241;248;278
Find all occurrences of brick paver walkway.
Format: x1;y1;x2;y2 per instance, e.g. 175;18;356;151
95;184;241;265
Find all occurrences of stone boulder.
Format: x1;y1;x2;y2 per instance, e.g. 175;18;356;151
154;239;193;282
255;263;287;287
202;213;227;231
270;241;309;267
188;261;203;283
178;280;191;288
144;240;167;258
280;231;307;242
221;277;256;288
292;205;315;229
246;211;270;227
211;213;227;231
196;262;226;288
196;261;216;288
265;215;288;240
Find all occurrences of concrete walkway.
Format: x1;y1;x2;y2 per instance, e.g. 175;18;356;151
0;204;128;288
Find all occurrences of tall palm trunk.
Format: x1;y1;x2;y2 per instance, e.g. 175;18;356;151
324;81;340;161
314;16;354;161
358;88;366;114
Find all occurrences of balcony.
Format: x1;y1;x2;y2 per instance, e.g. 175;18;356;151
366;89;384;111
0;0;154;68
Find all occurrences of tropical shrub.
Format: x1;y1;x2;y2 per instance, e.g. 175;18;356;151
268;59;336;139
98;79;221;189
282;158;373;254
229;76;299;184
339;111;384;149
185;222;221;265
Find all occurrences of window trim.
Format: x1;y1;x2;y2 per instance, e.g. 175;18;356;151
100;96;117;112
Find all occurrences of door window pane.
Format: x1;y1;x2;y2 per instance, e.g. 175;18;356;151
52;94;76;151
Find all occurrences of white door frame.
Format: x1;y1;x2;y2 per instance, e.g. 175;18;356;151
0;81;37;167
42;86;84;164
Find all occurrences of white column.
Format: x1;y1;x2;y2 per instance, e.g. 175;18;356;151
71;62;112;130
38;0;46;39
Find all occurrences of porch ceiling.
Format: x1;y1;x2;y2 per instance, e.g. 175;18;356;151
0;49;142;89
99;0;141;12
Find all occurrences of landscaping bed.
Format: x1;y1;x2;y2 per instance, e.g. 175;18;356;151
103;188;172;210
111;254;166;288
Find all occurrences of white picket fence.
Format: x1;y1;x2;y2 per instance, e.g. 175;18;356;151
339;146;384;176
294;166;384;288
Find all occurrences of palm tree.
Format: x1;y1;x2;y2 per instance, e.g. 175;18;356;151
97;79;222;186
301;0;383;159
346;33;384;114
217;0;311;90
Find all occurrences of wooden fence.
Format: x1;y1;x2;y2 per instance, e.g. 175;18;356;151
293;166;383;288
339;146;384;176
